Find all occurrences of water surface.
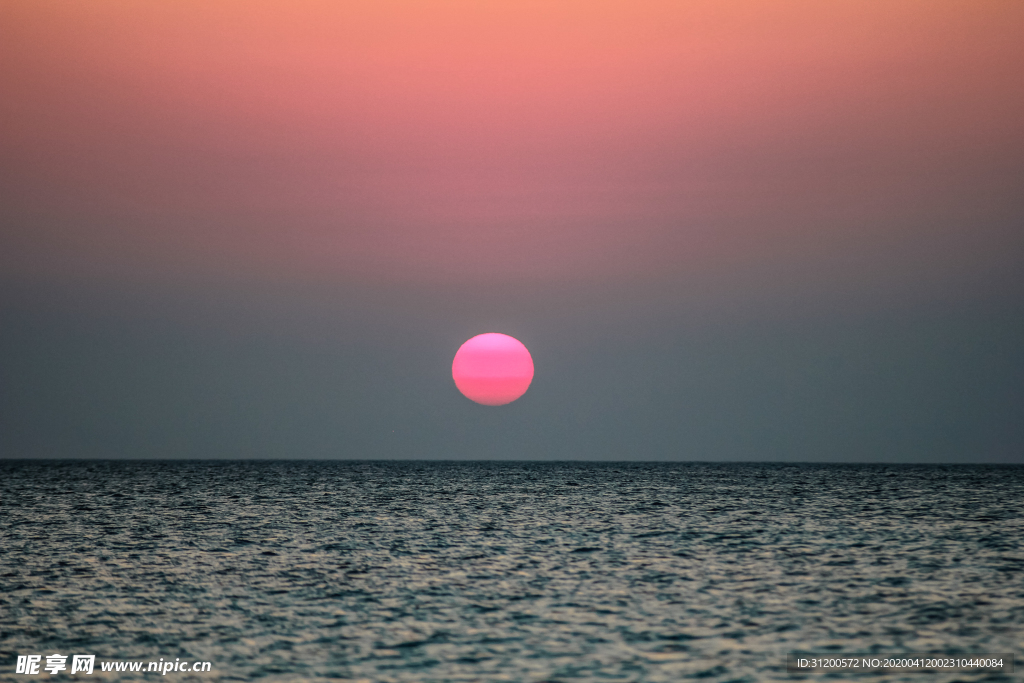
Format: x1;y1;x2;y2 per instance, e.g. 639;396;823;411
1;461;1021;681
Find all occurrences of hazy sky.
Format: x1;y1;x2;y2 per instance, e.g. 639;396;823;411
1;1;1022;461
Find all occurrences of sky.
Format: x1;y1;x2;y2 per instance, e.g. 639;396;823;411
1;0;1022;461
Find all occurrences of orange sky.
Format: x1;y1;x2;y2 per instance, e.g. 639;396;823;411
2;0;1022;287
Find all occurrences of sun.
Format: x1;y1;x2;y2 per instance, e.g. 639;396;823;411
452;333;534;406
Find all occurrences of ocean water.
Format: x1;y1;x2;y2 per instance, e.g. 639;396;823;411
1;461;1021;682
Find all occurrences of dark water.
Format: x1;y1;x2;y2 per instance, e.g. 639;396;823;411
1;461;1021;682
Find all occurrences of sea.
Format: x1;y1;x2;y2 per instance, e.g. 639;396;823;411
1;461;1021;682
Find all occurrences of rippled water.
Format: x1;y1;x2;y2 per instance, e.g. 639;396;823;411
1;461;1021;682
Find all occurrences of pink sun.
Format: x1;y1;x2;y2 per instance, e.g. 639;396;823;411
452;333;534;406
